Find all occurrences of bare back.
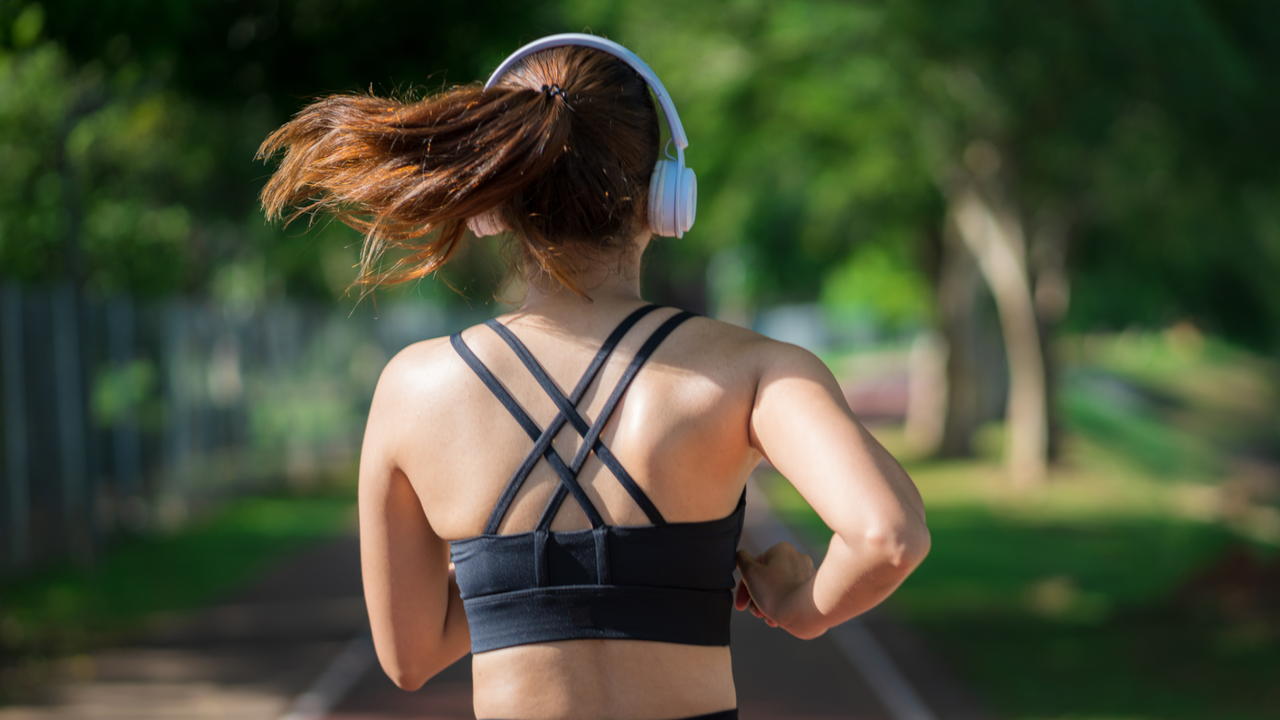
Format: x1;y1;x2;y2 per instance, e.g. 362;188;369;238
360;294;929;720
379;304;765;718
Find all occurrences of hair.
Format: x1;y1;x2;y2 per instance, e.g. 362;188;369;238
257;45;661;297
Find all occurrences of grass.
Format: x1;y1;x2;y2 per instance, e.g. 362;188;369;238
1058;329;1280;461
1058;379;1222;478
0;485;356;699
772;329;1280;719
763;447;1280;719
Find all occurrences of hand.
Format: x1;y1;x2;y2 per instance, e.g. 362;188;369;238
734;542;816;631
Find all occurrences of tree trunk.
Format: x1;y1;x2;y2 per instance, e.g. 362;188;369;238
1029;211;1073;462
934;217;989;458
904;330;948;457
949;179;1048;486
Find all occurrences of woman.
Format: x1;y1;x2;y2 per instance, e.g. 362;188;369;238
259;34;929;720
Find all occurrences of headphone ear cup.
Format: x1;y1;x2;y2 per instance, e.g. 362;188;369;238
648;159;681;237
677;166;696;236
648;159;670;237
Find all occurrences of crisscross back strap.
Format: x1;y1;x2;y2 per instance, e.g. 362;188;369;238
449;305;663;534
536;310;695;529
486;320;665;526
451;333;608;528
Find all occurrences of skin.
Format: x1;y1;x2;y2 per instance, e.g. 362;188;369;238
359;233;931;720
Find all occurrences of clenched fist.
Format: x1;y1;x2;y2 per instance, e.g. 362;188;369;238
734;542;817;634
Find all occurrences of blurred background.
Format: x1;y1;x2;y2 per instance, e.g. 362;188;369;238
1;0;1279;717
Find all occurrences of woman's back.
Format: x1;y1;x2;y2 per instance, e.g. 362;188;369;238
369;301;765;718
402;304;760;538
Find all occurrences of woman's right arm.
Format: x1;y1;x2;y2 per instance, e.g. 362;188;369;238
738;341;930;639
359;348;471;689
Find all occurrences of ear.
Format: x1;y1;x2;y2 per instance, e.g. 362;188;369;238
467;209;508;237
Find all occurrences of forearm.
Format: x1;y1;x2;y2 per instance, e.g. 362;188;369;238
373;574;472;690
419;574;473;681
777;527;929;639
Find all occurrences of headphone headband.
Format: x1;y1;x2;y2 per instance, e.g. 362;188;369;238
483;33;689;155
478;33;696;238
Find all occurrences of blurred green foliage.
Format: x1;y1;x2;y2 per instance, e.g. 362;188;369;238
821;241;932;330
0;0;556;301
90;358;158;428
1060;382;1222;478
574;0;1280;343
3;0;1280;341
899;512;1279;719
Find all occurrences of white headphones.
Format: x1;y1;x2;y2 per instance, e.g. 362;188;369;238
467;33;697;239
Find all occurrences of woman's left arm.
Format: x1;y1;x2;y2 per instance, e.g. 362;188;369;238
359;359;470;691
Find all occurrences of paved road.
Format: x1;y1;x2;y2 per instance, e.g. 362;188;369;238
0;494;984;720
0;540;367;720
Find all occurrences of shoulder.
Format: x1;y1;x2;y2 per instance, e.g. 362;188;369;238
376;335;457;391
368;334;475;427
668;315;832;387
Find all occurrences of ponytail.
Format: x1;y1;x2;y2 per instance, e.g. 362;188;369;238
258;46;659;296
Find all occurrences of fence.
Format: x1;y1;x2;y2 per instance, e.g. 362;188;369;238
0;282;486;575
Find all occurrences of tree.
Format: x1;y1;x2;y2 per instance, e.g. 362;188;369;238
0;5;199;294
570;0;1280;483
891;0;1280;479
4;0;563;301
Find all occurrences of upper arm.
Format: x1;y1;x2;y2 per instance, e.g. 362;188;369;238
358;349;455;685
747;342;927;549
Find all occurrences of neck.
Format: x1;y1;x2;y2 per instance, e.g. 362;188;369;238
517;242;648;317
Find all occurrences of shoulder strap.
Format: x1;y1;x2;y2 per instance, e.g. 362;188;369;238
538;309;696;529
486;319;663;525
450;332;606;529
450;305;662;534
568;310;696;471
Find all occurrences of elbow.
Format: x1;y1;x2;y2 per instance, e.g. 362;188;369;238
386;664;429;692
393;675;427;692
863;519;930;578
907;524;931;568
379;655;433;692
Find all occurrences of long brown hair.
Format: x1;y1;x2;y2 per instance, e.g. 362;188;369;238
257;45;660;296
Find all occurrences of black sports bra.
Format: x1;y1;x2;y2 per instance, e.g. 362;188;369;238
447;305;746;654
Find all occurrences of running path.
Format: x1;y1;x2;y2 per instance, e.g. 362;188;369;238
0;486;985;720
0;539;367;720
